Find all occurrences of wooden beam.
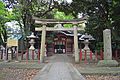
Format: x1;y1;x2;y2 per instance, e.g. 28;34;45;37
35;27;84;31
33;16;86;24
35;20;85;24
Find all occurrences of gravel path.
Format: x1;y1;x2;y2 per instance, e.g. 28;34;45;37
33;54;85;80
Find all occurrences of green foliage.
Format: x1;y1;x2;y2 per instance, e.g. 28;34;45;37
7;7;22;21
0;1;8;44
54;10;74;20
54;10;74;27
4;0;120;44
95;42;103;50
111;0;120;41
0;1;22;44
0;2;6;16
85;0;120;42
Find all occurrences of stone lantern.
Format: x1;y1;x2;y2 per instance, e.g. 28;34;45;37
82;33;90;51
27;32;36;50
79;33;95;59
27;32;37;59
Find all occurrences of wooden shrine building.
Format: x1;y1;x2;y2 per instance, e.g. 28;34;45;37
46;30;82;55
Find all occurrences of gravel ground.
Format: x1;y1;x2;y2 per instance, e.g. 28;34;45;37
84;75;120;80
0;55;120;80
0;68;40;80
67;55;120;80
0;61;45;80
73;62;120;80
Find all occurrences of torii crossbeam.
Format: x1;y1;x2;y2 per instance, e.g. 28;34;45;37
33;16;86;63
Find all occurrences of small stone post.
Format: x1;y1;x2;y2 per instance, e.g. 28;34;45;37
40;24;46;63
73;25;79;63
15;47;19;62
2;46;7;62
97;29;118;66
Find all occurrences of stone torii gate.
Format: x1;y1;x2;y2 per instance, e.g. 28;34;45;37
33;17;86;63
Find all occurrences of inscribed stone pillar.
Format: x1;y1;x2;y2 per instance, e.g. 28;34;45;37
73;25;79;63
97;29;118;67
40;24;46;63
103;29;112;60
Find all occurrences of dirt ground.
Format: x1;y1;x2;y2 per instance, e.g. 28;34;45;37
0;68;39;80
69;55;120;80
0;54;120;80
84;75;120;80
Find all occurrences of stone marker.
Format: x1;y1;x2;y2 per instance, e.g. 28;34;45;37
103;29;112;60
97;29;118;67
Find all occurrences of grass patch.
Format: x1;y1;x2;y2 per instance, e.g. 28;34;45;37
0;70;7;80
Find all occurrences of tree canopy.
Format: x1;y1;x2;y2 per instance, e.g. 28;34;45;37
0;1;9;44
1;0;120;44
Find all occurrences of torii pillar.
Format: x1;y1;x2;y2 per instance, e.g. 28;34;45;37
73;24;79;63
40;24;46;63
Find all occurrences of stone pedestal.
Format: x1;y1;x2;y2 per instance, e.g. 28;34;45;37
28;50;38;60
98;60;118;67
97;29;118;67
8;49;12;61
0;51;2;59
28;50;32;60
3;52;7;61
8;53;12;61
82;50;94;59
82;40;95;60
3;49;9;62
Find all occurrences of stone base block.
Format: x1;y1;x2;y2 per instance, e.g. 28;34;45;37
82;50;95;60
72;54;75;57
15;60;19;62
3;60;9;63
97;60;118;67
82;54;95;60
